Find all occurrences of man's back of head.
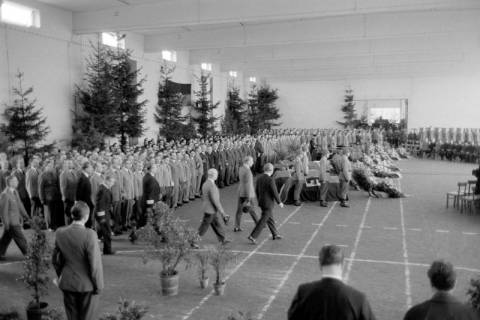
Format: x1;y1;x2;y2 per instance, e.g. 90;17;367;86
288;245;376;320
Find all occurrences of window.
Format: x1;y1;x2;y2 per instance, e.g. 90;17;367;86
368;107;401;123
201;63;212;71
249;77;256;83
229;71;237;78
162;50;177;62
101;32;125;49
0;1;40;28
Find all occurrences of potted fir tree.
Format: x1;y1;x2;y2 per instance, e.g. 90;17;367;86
209;244;237;296
99;298;148;320
20;216;51;320
195;249;212;289
138;202;199;296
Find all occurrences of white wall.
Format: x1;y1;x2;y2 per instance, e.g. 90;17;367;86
0;0;197;144
271;75;480;130
0;0;76;145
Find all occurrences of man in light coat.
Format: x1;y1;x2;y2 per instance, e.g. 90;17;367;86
0;175;30;260
52;201;104;320
234;156;259;232
339;148;352;208
193;168;231;248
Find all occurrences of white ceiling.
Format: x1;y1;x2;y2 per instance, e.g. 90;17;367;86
37;0;480;81
37;0;164;12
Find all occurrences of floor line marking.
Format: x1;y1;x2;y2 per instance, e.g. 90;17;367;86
344;198;371;283
257;202;338;320
3;252;479;274
462;232;480;236
181;204;305;320
383;227;399;230
400;188;412;309
362;225;372;229
288;222;300;225
408;228;422;232
336;224;348;227
435;229;450;233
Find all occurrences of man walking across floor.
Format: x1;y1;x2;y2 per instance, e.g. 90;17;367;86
292;153;306;206
315;149;330;207
52;201;103;320
193;168;230;248
234;156;259;232
248;163;284;245
0;175;30;260
94;175;115;255
403;260;478;320
76;162;95;228
288;244;376;320
339;148;352;208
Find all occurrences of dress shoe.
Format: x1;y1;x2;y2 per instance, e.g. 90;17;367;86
247;236;256;245
294;201;302;206
273;234;283;240
233;227;242;232
222;238;232;245
223;215;230;225
340;202;350;208
0;256;6;261
103;251;116;255
191;243;200;249
320;201;328;207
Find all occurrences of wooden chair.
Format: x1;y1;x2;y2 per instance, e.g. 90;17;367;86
460;180;478;214
446;182;467;209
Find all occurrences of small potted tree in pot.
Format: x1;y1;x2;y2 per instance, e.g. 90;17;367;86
209;244;237;296
138;202;199;296
20;216;52;320
100;298;148;320
195;248;212;289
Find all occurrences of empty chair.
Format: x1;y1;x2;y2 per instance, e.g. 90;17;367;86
460;180;478;214
446;182;466;209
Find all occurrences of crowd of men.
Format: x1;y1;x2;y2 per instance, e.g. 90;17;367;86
0;128;388;257
409;127;480;162
1;128;479;320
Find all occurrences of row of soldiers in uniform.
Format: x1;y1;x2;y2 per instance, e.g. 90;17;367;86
0;136;266;235
409;127;480;145
407;128;480;162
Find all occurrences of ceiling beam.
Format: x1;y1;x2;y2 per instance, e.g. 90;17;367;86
72;0;480;34
144;10;480;51
189;33;477;65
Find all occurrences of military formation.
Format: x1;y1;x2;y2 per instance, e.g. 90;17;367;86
409;127;480;162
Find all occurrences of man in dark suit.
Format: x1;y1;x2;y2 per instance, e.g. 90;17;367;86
0;175;30;260
193;168;230;248
234;156;259;232
404;260;478;320
141;163;160;227
288;245;376;320
76;162;95;228
95;175;115;255
248;163;284;244
52;201;103;320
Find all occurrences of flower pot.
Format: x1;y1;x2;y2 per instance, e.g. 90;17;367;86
160;272;179;296
213;282;226;296
26;302;48;320
199;277;209;289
